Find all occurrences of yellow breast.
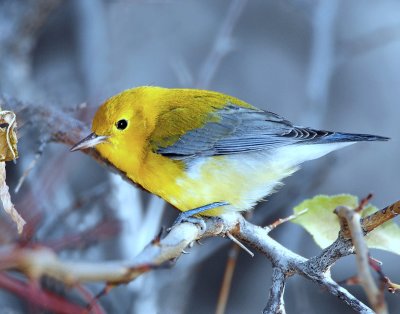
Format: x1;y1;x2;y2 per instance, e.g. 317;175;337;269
137;151;297;216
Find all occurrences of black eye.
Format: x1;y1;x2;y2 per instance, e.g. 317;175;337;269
116;119;128;130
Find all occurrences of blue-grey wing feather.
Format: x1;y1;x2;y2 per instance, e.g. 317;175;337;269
156;104;388;159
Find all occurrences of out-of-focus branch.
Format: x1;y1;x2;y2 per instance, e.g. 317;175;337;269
337;23;400;66
0;273;89;314
195;0;247;88
0;0;62;98
305;0;338;127
215;243;240;314
335;206;388;314
0;217;228;284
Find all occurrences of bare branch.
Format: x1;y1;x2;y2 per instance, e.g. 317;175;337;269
320;276;375;314
0;218;228;284
0;213;375;313
264;267;286;314
362;200;400;233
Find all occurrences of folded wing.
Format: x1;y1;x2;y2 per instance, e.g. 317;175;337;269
155;104;388;159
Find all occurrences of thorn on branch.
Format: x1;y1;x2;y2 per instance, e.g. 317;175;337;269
76;284;106;314
196;239;204;246
268;208;309;230
226;231;254;257
151;227;165;245
355;193;373;212
87;284;114;313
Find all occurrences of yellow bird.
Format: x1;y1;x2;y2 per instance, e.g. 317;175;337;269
71;86;388;222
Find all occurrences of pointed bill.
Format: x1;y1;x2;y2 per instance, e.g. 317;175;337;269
70;133;108;152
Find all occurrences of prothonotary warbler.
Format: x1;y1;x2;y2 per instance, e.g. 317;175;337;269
71;86;388;221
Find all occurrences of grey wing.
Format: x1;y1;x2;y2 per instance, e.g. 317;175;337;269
155;104;333;159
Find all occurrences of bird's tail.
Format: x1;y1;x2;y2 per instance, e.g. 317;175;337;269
273;130;388;169
307;131;389;144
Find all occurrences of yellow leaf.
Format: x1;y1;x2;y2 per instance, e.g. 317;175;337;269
292;195;400;255
292;194;358;248
0;111;18;162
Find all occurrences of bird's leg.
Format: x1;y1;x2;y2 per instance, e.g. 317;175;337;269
172;201;229;229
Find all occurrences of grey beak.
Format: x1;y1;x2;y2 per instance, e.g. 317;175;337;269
70;132;108;152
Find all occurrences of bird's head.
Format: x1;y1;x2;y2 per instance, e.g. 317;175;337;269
71;87;158;165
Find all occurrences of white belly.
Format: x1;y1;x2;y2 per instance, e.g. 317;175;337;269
171;142;353;215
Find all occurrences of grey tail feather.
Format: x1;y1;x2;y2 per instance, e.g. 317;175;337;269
311;131;389;144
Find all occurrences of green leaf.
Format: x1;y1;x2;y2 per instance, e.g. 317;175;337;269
292;195;400;255
292;194;358;248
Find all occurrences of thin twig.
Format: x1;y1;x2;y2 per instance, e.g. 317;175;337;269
215;212;253;314
355;193;373;213
361;200;400;233
15;138;48;193
226;231;254;257
215;243;240;314
268;208;308;230
335;206;388;314
368;256;400;294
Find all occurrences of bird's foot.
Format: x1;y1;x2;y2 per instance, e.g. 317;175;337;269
170;201;229;231
174;216;207;231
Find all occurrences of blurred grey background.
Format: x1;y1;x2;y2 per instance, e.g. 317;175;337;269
0;0;399;313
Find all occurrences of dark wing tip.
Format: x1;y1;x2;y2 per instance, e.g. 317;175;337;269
310;132;390;144
366;135;390;141
335;133;389;142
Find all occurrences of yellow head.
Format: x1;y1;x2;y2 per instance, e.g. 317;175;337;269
70;87;164;175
